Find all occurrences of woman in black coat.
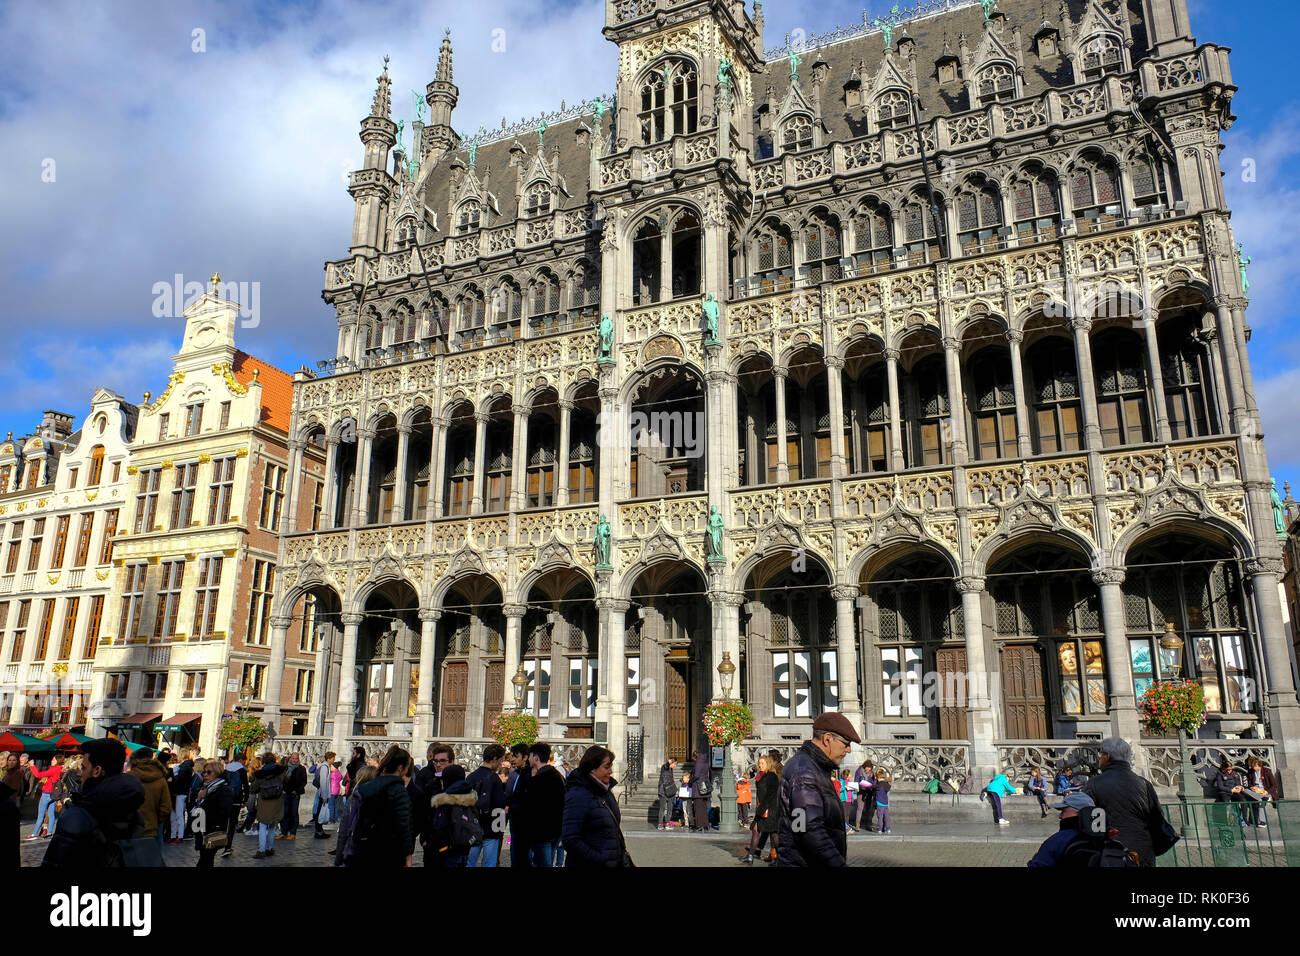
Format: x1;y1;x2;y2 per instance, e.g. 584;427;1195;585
346;746;414;868
656;759;678;830
562;746;626;868
742;752;782;865
191;760;234;868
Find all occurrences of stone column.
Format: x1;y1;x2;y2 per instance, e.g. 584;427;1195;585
942;335;968;465
331;612;363;754
307;621;333;735
503;603;527;711
831;585;862;723
556;399;574;506
956;576;999;778
431;416;449;518
604;598;631;777
1246;556;1300;795
351;428;375;527
284;439;305;533
885;348;905;469
323;437;340;530
510;405;529;511
1069;317;1103;450
1199;325;1231;434
1093;568;1141;743
706;359;728;502
825;356;847;479
1006;330;1034;458
773;365;790;483
471;411;488;516
392;424;411;521
1212;302;1248;432
1141;306;1171;443
1229;298;1260;420
261;615;293;733
415;609;440;744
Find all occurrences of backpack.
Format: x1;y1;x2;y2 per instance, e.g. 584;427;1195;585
1060;831;1140;868
257;770;284;802
224;767;247;802
350;784;399;863
449;800;484;852
922;778;941;794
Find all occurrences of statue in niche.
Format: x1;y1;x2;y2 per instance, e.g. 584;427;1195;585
594;514;613;569
706;506;725;562
598;313;615;363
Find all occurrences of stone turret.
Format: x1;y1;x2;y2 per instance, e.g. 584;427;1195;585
423;29;460;164
349;57;398;257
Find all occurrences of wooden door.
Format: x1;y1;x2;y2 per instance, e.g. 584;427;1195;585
666;660;688;762
482;660;505;737
440;661;468;737
935;646;968;739
1000;644;1048;739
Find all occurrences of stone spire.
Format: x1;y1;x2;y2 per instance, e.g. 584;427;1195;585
371;54;392;118
436;28;453;83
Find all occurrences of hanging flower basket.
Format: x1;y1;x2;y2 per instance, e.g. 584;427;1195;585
701;701;753;747
1138;679;1206;736
218;714;268;756
490;711;539;748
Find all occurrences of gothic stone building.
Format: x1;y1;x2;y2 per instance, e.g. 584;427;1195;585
267;0;1300;793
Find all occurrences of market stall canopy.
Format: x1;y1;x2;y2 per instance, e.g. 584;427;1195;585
0;730;57;753
156;714;201;733
115;713;162;730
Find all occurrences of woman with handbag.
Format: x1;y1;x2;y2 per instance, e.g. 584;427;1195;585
742;752;781;865
192;760;234;868
561;746;630;867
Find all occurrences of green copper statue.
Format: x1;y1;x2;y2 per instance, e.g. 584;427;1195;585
981;0;996;19
787;44;802;83
395;119;405;155
1272;478;1287;537
1237;243;1251;296
598;312;614;363
702;292;720;344
717;59;733;105
593;97;605;125
537;119;547;149
412;91;425;123
706;506;725;562
594;513;613;568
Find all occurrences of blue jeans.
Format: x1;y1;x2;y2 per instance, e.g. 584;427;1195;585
529;839;561;867
467;837;501;867
331;794;343;822
281;794;300;835
311;790;326;823
554;840;565;867
258;821;275;852
33;793;56;837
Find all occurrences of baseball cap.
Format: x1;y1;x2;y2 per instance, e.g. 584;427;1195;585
80;738;127;775
811;712;862;744
1051;791;1095;812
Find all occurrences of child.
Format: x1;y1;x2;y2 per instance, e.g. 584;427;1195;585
1027;766;1048;818
874;771;892;833
329;761;344;823
736;772;753;828
837;770;854;832
677;773;692;828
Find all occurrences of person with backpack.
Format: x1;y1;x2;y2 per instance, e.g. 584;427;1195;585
222;752;248;856
429;777;479;867
1083;737;1171;867
127;750;172;850
309;751;337;835
168;749;194;845
334;766;377;866
41;739;145;868
462;744;507;867
1027;792;1138;867
690;751;711;832
249;752;288;859
191;759;233;869
345;746;414;868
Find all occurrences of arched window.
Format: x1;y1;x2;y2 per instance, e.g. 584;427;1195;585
904;353;950;467
976;62;1016;104
484;409;513;514
957;182;1003;254
854;202;894;271
1130;152;1170;210
524;182;551;217
529;271;561;332
391;304;419;344
1027;338;1083;453
782;114;813;152
632;218;662;306
569;263;600;322
1158;316;1214;439
395;218;418;249
876;89;912;129
639;58;698;144
850;365;892;474
568;408;598;503
428;295;448;340
1011;168;1061;241
968;347;1018;460
765;572;838;717
753;219;793;293
902;194;941;265
87;446;105;487
670;210;701;299
457;287;486;343
1081;34;1123;80
490;280;522;340
1070;155;1121;227
1092;328;1151;447
802;213;843;284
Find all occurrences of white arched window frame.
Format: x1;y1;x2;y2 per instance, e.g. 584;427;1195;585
457;287;487;342
976;62;1017;105
876;89;912;130
639;58;699;144
524;182;552;217
456;199;482;235
1081;33;1124;80
781;114;814;152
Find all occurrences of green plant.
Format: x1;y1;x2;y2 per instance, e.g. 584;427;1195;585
490;711;539;748
701;700;753;747
218;714;268;756
1138;679;1206;736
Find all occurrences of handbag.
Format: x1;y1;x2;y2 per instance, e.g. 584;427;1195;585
1151;815;1180;857
203;831;229;850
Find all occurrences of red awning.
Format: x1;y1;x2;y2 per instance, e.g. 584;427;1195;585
156;714;201;732
115;713;162;729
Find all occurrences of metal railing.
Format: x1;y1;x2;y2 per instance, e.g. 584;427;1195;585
1158;799;1298;867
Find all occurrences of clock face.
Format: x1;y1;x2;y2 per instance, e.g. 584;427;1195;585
194;325;218;348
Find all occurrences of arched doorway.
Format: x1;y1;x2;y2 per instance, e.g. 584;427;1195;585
437;574;505;737
355;580;421;736
521;569;598;739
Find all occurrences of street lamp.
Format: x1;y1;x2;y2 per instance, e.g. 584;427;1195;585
238;682;254;717
717;652;738;833
511;663;528;712
1157;622;1198;811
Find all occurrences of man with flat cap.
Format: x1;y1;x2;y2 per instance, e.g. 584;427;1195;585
777;711;861;867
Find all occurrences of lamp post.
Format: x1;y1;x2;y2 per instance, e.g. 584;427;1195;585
511;663;528;712
717;652;738;834
1157;622;1197;814
238;682;254;718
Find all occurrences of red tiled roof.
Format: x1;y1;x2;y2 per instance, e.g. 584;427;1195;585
233;351;294;434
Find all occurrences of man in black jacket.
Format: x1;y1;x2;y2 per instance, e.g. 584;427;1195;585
464;744;507;866
167;749;194;845
521;742;566;866
407;742;465;865
42;739;145;868
278;752;308;840
505;743;531;867
777;712;859;867
1083;737;1167;867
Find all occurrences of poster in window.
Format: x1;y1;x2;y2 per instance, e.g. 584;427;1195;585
1059;642;1080;675
1130;641;1152;676
880;650;901;717
1061;679;1083;714
1201;676;1222;714
1084;641;1104;673
793;651;812;717
905;647;923;714
820;650;838;712
1195;636;1217;676
1087;678;1107;712
627;657;640;719
1133;676;1152;700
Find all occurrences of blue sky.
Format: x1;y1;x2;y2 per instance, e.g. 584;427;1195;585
1;0;1298;491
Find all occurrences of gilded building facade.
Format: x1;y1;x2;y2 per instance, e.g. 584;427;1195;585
86;286;327;754
268;0;1300;792
0;399;135;734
